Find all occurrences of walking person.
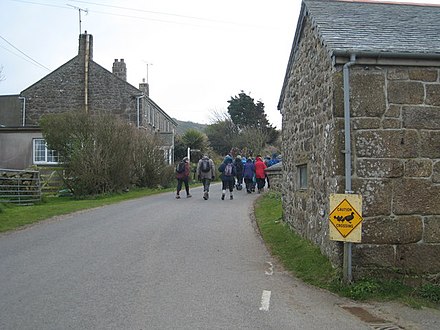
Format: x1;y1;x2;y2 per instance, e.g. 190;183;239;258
234;155;244;190
196;154;215;200
218;155;236;200
254;155;267;193
243;157;255;193
175;157;192;199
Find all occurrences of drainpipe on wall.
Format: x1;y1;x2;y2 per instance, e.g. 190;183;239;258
84;34;90;113
343;54;356;284
136;95;145;128
19;96;26;126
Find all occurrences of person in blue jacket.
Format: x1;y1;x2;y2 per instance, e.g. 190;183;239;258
243;157;255;193
218;155;236;200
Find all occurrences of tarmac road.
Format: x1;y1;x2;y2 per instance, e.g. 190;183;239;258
0;183;439;329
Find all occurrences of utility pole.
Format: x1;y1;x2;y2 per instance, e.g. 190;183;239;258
67;4;88;34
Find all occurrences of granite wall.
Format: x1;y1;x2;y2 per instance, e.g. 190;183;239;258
281;16;440;279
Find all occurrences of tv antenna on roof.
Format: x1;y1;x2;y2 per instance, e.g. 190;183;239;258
142;61;153;83
67;4;88;34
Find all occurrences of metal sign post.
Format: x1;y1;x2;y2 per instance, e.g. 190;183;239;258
329;193;363;283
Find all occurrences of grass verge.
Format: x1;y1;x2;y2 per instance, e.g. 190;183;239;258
0;187;173;233
254;192;440;309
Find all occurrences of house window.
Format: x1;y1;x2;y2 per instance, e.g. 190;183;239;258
297;164;308;189
33;139;59;165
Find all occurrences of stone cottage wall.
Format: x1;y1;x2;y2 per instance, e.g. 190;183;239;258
281;15;440;279
281;17;343;266
88;62;140;124
342;66;440;278
22;58;85;125
21;59;141;126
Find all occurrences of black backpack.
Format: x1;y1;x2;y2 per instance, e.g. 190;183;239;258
176;161;186;173
201;159;211;172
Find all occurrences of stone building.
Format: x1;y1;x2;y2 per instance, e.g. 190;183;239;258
278;0;440;279
0;33;177;169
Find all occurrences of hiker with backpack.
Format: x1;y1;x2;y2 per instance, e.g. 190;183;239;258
175;157;192;199
218;155;236;200
243;157;255;193
254;155;267;193
234;155;244;190
196;154;215;200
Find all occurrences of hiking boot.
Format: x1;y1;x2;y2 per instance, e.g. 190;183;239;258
221;194;225;200
187;194;192;198
176;194;180;199
203;191;208;200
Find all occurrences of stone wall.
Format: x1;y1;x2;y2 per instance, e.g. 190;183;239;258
346;66;440;277
265;162;283;192
281;17;343;266
21;58;141;126
281;15;440;279
20;34;175;135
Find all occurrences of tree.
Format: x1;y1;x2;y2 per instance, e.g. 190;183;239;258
182;129;208;152
173;135;187;161
227;91;279;145
227;91;269;129
174;129;210;162
232;126;270;157
205;117;238;156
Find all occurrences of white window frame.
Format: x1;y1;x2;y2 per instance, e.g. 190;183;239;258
33;138;60;165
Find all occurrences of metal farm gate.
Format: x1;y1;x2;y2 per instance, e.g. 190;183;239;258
0;168;41;205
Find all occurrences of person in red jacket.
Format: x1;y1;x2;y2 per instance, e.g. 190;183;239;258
175;157;192;199
254;155;267;193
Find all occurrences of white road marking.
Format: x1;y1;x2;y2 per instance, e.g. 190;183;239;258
259;290;271;311
265;261;273;275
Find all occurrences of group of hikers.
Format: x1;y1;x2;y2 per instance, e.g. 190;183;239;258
175;153;281;200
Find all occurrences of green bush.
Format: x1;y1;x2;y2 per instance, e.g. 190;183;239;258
419;284;440;304
40;111;173;197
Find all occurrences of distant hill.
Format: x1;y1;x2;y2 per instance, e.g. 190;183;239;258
174;119;208;136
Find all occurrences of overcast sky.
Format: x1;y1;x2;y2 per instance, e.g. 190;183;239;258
1;0;439;128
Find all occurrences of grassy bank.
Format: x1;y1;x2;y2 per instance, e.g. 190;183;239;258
0;188;173;233
254;192;440;309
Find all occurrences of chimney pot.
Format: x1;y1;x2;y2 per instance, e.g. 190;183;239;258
78;33;93;60
112;58;127;81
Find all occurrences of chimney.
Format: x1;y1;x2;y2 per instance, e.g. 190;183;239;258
112;58;127;81
78;32;93;60
139;78;149;97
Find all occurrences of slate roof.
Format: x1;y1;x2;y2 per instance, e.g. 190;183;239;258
304;0;440;57
278;0;440;109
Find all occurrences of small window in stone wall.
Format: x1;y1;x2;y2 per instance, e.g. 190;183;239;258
297;164;308;189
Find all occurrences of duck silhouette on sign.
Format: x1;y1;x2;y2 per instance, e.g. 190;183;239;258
334;212;355;223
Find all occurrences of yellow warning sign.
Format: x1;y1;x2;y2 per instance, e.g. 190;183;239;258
329;194;363;242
